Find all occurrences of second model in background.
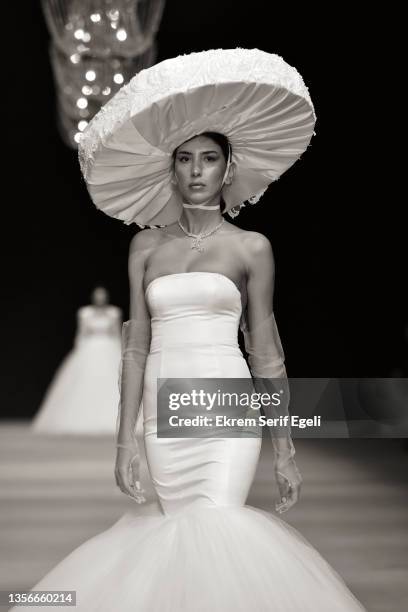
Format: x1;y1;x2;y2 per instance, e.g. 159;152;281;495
32;287;122;435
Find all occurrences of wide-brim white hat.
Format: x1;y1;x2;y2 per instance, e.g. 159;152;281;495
78;48;316;227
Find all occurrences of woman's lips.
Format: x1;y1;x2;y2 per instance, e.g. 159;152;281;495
189;183;205;189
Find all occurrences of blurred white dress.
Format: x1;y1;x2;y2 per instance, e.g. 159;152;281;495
17;273;366;611
32;305;122;435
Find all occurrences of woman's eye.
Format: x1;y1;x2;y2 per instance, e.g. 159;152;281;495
205;156;217;162
177;156;189;163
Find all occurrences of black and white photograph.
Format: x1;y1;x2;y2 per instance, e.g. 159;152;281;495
1;2;406;611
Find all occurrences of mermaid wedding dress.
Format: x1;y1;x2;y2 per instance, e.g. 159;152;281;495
13;272;366;611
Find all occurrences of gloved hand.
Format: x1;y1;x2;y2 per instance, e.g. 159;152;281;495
115;444;146;503
115;319;150;504
242;309;302;514
274;453;303;513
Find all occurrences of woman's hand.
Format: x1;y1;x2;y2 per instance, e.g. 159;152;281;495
275;458;302;514
114;446;146;504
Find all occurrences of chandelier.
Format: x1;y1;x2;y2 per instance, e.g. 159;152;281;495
42;0;165;147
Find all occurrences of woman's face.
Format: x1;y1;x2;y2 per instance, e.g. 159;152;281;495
92;287;108;306
173;135;230;204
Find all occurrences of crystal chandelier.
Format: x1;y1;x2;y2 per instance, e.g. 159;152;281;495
42;0;165;147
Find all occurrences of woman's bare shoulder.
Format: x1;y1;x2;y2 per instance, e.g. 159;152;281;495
77;305;92;317
129;227;169;254
225;223;272;251
106;305;122;316
227;228;274;280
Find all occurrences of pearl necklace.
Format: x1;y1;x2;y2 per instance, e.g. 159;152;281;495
177;218;225;252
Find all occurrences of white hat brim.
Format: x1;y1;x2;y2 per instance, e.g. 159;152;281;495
79;48;316;226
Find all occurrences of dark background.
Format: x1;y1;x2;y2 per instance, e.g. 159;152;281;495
2;2;404;418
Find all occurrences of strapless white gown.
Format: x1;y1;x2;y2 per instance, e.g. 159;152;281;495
14;273;366;611
32;306;122;435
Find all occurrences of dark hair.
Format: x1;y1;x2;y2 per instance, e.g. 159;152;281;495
172;131;230;161
199;131;230;162
172;131;231;213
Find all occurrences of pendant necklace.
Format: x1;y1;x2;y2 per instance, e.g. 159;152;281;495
177;218;225;252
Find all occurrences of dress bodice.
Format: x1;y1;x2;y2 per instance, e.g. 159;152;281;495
76;305;122;340
145;272;242;351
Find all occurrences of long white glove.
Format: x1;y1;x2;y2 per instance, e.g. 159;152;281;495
114;319;151;504
242;311;302;514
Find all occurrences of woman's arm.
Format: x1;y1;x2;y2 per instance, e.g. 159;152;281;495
75;307;90;340
242;232;302;512
115;230;153;500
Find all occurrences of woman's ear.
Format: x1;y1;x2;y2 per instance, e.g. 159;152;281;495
224;161;236;186
171;172;178;186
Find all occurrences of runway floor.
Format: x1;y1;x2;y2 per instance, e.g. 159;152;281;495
0;422;407;611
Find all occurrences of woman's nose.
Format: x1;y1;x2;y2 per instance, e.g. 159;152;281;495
191;161;202;176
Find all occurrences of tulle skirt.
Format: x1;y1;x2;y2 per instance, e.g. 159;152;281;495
9;503;365;611
32;336;121;435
